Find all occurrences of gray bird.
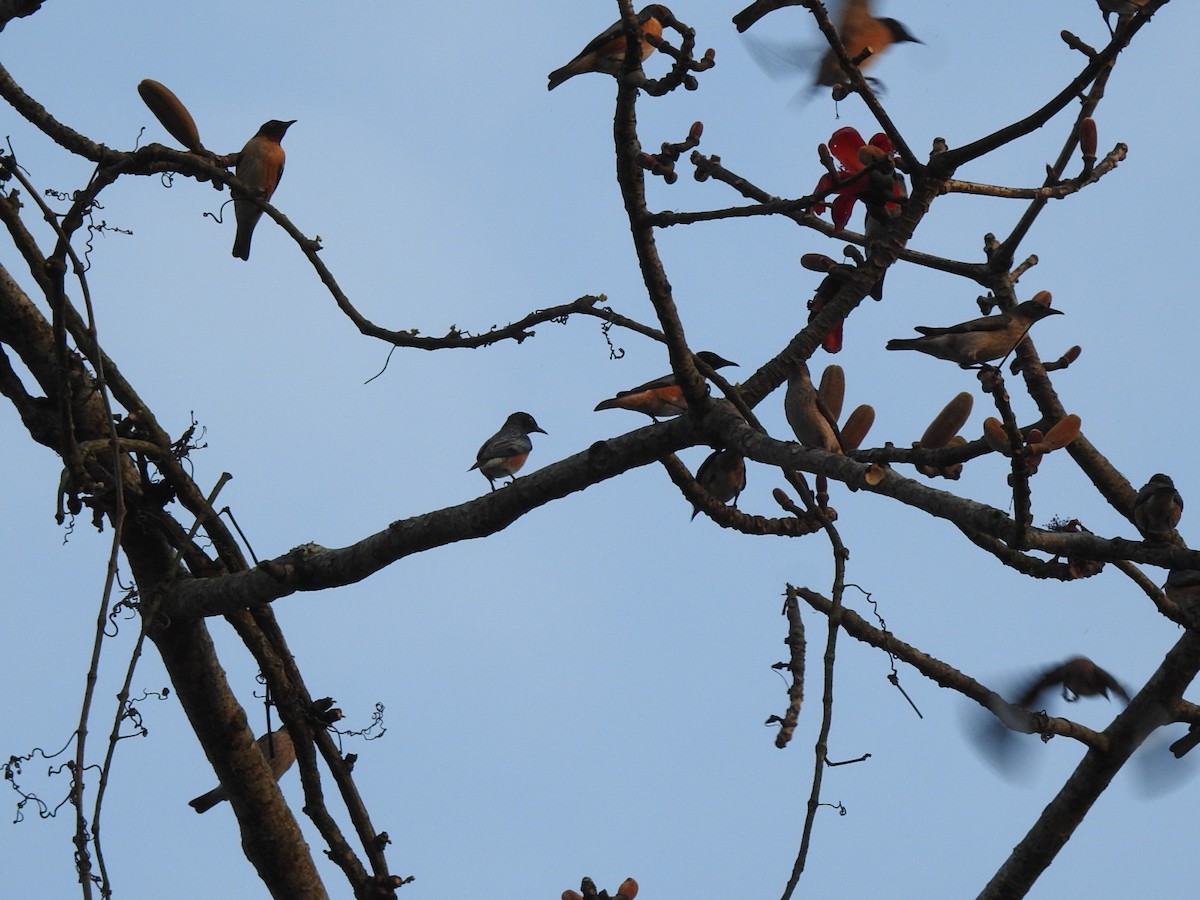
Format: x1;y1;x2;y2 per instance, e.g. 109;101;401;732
691;448;747;520
470;412;547;491
784;361;841;453
189;727;296;813
885;300;1063;367
1133;473;1183;540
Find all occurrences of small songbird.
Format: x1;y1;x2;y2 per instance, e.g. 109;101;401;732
691;448;747;520
1133;473;1183;540
1164;568;1200;616
470;412;547;491
1096;0;1148;34
885;299;1063;367
189;727;296;813
739;0;920;92
783;361;841;453
547;5;672;90
593;351;738;420
1011;656;1130;712
815;0;922;87
231;119;295;260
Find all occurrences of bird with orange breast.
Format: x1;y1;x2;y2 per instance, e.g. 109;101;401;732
548;5;673;90
231;119;295;260
470;412;547;491
734;0;920;89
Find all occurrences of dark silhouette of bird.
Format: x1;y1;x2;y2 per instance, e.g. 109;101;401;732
189;727;296;813
1133;473;1183;540
783;361;841;453
1096;0;1148;34
470;412;547;491
548;5;672;90
1164;568;1200;616
593;351;738;420
885;300;1063;367
691;448;747;519
231;119;295;260
1012;657;1130;709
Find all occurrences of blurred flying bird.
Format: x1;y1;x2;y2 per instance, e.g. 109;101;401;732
691;448;747;519
741;0;921;92
1012;656;1131;709
231;119;295;260
1133;473;1183;540
548;5;672;90
470;412;547;491
885;299;1063;367
784;361;842;453
593;351;737;420
189;727;296;813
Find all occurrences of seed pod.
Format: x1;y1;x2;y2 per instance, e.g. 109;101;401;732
1029;289;1053;308
618;877;639;899
817;365;845;423
982;417;1011;455
840;404;875;451
137;79;204;153
1041;414;1081;451
920;392;974;449
1079;117;1097;160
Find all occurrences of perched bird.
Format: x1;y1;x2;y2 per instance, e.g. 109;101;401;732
470;412;547;491
885;299;1063;367
815;0;922;87
732;0;802;33
593;351;738;420
1096;0;1148;34
1164;568;1200;616
547;5;672;90
1133;473;1183;540
189;727;296;813
231;119;295;260
691;448;747;519
784;361;841;453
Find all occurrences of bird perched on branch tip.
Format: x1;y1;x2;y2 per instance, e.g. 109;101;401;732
548;5;673;90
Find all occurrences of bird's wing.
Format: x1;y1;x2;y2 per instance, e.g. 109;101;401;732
1013;665;1065;709
1095;667;1131;703
914;313;1009;336
613;371;676;397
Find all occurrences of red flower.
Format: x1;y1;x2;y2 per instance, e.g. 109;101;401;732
813;127;905;231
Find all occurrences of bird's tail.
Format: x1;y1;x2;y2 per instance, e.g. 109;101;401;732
188;787;226;814
885;338;921;351
732;1;769;32
547;66;574;91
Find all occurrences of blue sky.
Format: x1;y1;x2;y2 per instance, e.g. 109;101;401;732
2;1;1198;897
